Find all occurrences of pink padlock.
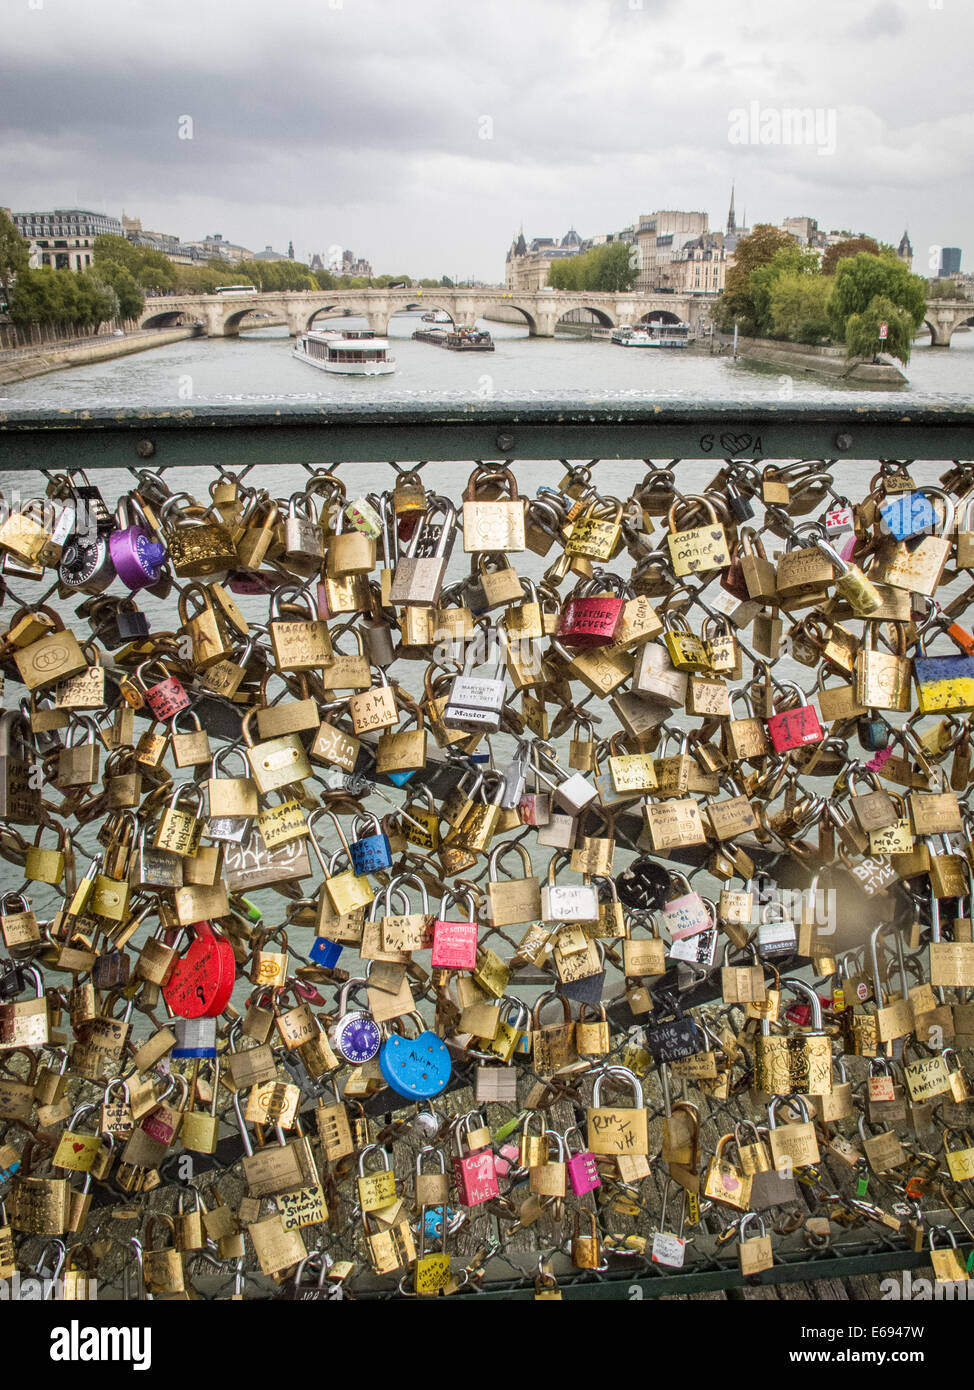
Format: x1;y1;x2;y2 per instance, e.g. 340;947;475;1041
452;1118;498;1206
566;1127;601;1195
766;681;823;752
138;658;191;722
660;876;712;941
431;890;478;971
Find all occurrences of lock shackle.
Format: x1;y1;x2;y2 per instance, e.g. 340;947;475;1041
590;1064;643;1109
780;977;824;1032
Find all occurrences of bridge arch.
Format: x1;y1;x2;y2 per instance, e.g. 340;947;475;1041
495;303;538;335
141;309;200;329
389;303;457;330
638;308;682;326
305;304;369;331
947;312;974;346
555;306;615;331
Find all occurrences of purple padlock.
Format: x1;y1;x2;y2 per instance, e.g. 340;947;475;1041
108;498;167;591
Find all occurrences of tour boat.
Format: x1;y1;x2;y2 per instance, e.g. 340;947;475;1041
293;328;396;375
611;323;691;349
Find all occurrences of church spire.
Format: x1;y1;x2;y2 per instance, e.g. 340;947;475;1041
727;182;736;236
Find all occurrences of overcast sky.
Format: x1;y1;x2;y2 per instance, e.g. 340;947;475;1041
1;0;968;280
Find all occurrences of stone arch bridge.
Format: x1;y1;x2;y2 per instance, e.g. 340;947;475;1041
139;288;709;339
920;299;974;347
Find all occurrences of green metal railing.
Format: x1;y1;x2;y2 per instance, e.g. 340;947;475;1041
2;400;974;470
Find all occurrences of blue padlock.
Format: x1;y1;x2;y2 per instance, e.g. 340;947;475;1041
310;937;343;969
879;490;937;542
379;1013;452;1100
349;811;393;876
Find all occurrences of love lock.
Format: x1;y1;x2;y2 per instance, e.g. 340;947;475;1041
162;921;235;1019
379;1012;452;1100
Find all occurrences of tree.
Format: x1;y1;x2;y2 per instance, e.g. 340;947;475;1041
769;271;833;343
715;226;801;335
724;225;796;294
747;246;822;336
313;269;337;290
844;294;914;363
91;262;144;319
828;252;927;341
820;237;880;277
440;276;454;288
0;210;30;308
92;233;140;273
546;242;637;292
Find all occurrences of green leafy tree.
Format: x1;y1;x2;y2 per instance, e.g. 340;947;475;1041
440;276;454;288
0;210;30;308
715;225;798;334
747;246;822;336
91;262;144;319
313;269;337;290
546;243;637;292
828;253;927;341
769;271;833;343
820;237;880;277
724;225;796;293
844;294;914;363
92;233;141;273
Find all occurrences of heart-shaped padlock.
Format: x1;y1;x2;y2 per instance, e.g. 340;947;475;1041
162;921;235;1018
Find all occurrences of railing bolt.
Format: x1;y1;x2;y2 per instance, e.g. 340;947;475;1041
834;433;852;451
495;433;515;452
136;439;156;458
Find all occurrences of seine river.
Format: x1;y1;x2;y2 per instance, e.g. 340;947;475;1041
3;311;974;409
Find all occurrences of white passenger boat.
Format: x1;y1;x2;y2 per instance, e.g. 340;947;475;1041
293;327;396;375
611;323;691;348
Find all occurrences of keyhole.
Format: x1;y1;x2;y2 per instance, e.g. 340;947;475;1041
195;985;206;1005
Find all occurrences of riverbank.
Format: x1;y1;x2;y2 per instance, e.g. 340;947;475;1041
0;326;202;385
722;334;908;385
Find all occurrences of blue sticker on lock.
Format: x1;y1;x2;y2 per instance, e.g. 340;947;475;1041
379;1028;452;1100
309;937;343;969
879;490;937;542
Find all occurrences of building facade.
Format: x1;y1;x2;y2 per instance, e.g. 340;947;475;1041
13;208;124;271
183;234;254;264
940;247;962;277
505;228;585;290
635;211;710;291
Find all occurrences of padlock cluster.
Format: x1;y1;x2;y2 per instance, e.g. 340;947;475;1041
1;453;974;1299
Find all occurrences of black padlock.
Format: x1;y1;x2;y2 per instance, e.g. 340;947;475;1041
616;857;672;911
92;948;130;991
857;714;889;751
0;964;28;1001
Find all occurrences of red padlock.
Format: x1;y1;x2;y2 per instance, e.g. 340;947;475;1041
766;681;823;752
431;889;478;970
557;580;624;650
163;921;235;1018
137;658;191;722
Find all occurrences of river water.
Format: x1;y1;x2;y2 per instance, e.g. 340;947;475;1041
3;312;974;409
